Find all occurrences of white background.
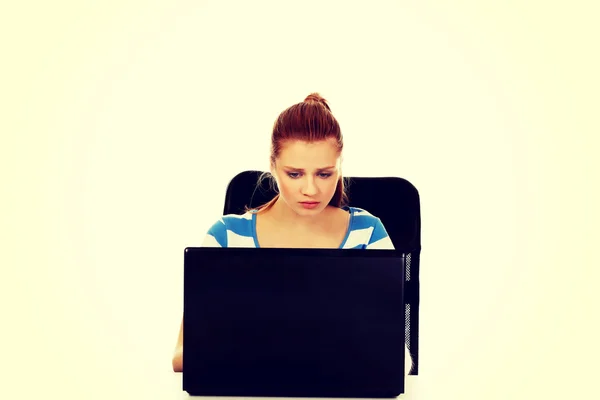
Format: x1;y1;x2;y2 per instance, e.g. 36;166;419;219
2;1;598;399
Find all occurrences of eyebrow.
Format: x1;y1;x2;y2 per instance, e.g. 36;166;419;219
283;166;336;171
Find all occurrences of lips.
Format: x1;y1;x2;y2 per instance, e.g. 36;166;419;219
299;201;320;209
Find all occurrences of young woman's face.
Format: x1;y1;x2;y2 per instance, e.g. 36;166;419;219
271;139;341;217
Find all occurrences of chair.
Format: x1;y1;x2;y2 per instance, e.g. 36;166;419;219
222;170;422;375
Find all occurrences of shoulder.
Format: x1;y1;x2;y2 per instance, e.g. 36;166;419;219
347;206;383;226
220;211;254;227
201;212;255;247
345;206;395;249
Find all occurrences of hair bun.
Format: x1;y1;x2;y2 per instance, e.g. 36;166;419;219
304;92;331;111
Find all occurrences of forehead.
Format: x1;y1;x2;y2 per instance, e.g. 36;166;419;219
277;139;340;169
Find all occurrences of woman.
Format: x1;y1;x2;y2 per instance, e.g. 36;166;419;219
172;93;414;374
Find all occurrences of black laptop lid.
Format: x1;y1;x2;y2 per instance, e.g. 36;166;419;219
183;247;406;398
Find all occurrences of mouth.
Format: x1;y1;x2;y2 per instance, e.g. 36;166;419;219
299;201;320;209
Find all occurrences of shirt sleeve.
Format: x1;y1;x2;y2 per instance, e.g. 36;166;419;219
366;218;395;250
200;218;228;247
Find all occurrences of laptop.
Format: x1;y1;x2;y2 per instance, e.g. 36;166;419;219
182;247;406;398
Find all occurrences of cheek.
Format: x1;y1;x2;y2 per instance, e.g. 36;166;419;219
278;177;337;198
322;178;338;194
277;179;295;197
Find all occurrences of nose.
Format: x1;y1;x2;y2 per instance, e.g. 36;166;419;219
301;176;318;196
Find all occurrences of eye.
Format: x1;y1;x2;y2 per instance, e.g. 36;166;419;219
287;172;332;179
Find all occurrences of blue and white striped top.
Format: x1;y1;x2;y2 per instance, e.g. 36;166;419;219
200;206;395;249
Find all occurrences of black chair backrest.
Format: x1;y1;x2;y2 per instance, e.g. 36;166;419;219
223;170;421;374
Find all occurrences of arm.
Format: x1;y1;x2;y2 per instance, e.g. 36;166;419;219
173;223;227;372
368;217;414;375
172;319;183;372
405;345;414;375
